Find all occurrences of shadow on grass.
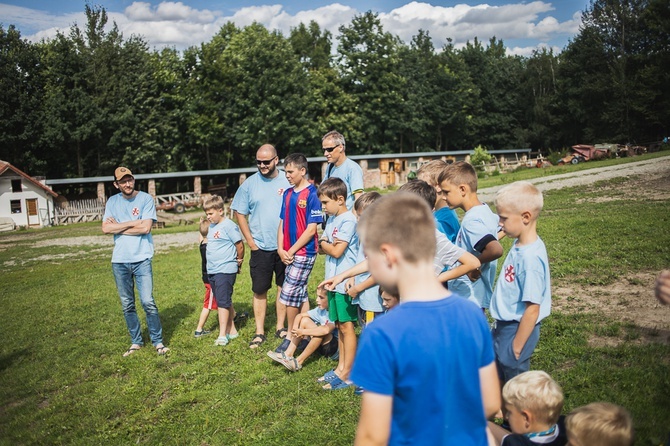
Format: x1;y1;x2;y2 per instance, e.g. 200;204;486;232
0;348;31;373
160;303;191;343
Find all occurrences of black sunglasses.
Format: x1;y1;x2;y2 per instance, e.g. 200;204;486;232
256;157;276;166
322;144;340;153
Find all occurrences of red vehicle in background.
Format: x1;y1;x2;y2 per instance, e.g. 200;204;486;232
558;144;611;165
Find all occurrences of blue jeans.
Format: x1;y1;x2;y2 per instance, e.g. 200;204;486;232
112;259;164;346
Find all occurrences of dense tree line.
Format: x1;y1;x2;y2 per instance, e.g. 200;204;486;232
0;0;667;179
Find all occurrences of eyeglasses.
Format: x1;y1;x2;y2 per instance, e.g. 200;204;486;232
256;157;276;166
322;144;340;153
116;178;134;185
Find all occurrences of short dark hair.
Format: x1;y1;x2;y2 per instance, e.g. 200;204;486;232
398;180;436;210
354;191;382;215
318;177;347;200
283;153;308;172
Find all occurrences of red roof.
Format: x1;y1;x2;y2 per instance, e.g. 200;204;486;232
0;160;58;197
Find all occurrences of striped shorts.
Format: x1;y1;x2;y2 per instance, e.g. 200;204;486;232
279;255;316;307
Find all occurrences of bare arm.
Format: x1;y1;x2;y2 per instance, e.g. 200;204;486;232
355;392;392;446
235;241;245;271
478;239;504;264
293;322;334;338
319;259;369;290
348;275;377;298
234;211;258;250
513;303;540;359
320;238;349;259
102;217;153;235
479;361;501;419
437;251;481;283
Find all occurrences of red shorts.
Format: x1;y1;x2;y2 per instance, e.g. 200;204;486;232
203;283;218;310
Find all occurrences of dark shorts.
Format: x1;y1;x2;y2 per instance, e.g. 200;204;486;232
249;249;285;295
318;334;338;358
208;273;237;309
328;291;358;323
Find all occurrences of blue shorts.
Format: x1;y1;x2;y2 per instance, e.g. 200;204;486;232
208;273;236;309
492;320;541;384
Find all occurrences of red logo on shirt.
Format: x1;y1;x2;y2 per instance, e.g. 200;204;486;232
331;227;339;239
213;231;221;239
504;265;515;282
277;188;284;195
132;207;140;217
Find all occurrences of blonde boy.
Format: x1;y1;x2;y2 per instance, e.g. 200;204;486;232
204;195;244;346
488;371;567;446
417;159;460;242
318;177;359;391
490;181;551;383
565;403;633;446
351;192;500;445
438;161;503;309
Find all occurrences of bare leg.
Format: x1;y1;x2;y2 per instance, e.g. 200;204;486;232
338;321;357;381
196;307;211;332
275;286;286;332
299;298;310;314
286;305;301;335
217;307;231;339
296;334;329;366
226;306;238;336
334;322;345;376
253;291;267;335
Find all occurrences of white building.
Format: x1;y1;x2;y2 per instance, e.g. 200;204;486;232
0;160;58;228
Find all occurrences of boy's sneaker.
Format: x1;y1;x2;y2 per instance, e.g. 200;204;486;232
233;311;249;324
354;386;364;396
274;338;291;354
194;329;211;338
214;335;229;346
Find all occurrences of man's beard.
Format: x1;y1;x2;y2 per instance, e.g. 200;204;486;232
260;164;276;177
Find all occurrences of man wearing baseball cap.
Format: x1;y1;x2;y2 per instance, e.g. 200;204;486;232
102;167;169;356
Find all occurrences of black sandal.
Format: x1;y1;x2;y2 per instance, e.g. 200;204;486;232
275;328;288;339
249;333;266;349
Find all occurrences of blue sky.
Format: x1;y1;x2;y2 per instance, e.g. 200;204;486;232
0;1;590;55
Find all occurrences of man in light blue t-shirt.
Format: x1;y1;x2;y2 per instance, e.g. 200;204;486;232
322;131;364;210
231;144;291;349
102;167;168;357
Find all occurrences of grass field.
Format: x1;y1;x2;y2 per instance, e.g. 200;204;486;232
1;154;669;445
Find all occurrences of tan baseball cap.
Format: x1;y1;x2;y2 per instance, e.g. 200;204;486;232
114;167;134;181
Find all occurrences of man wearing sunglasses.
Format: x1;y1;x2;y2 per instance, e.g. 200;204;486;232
322;131;364;210
231;144;291;349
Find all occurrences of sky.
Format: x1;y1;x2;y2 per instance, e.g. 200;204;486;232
0;1;590;56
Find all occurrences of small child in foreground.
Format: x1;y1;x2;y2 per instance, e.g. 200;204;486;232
487;371;567;446
565;402;633;446
267;287;338;371
194;217;217;337
350;192;500;445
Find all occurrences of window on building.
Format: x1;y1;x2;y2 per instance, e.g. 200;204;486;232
11;179;22;192
10;200;22;214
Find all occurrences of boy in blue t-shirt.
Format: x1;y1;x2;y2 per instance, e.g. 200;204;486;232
350;192;500;445
439;161;504;309
317;177;359;390
276;153;323;350
490;182;551;384
204;195;244;347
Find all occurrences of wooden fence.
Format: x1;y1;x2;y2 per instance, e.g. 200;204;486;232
54;198;106;225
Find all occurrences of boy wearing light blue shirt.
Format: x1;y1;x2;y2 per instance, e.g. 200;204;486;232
490;182;551;384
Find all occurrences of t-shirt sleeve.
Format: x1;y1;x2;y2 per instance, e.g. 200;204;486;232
349;164;365;193
350;326;395;395
462;218;492;254
517;262;546;305
225;221;243;244
142;195;157;221
306;190;324;224
435;231;465;271
278;189;288;221
231;182;249;214
334;218;356;244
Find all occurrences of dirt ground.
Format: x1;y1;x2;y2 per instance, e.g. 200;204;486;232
4;155;670;340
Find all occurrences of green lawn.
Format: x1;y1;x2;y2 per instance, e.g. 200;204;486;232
1;154;669;445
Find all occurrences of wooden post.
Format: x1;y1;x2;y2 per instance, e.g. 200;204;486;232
97;182;106;202
194;176;202;194
148;179;156;197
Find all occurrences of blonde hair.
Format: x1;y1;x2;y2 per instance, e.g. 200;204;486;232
416;160;448;187
359;192;436;264
495;181;543;217
566;402;633;446
203;194;225;211
503;371;564;426
199;218;210;237
437;161;478;192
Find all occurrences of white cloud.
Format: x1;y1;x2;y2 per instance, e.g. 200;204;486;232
2;1;583;53
507;42;561;57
